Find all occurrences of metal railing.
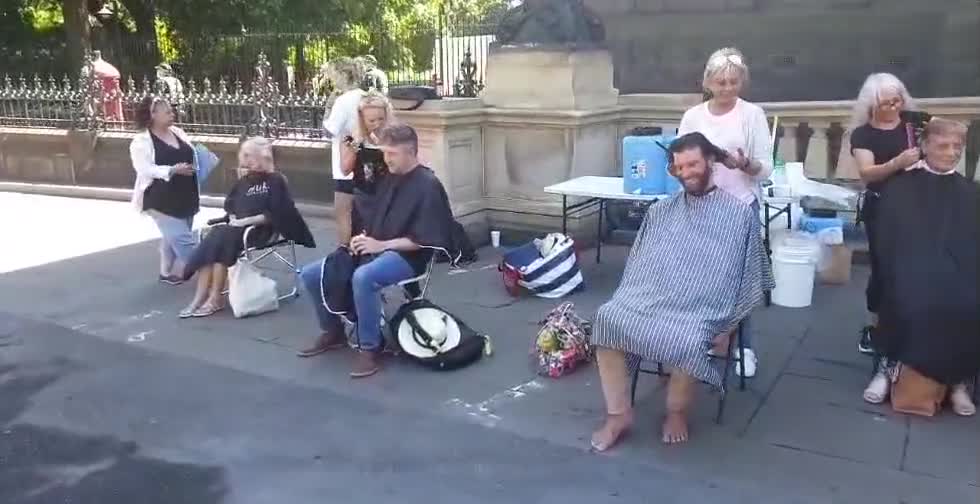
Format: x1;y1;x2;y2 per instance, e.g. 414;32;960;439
0;52;332;140
5;10;502;100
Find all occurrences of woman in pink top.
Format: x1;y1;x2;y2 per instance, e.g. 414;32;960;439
678;47;773;378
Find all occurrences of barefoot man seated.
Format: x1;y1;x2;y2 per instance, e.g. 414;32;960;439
589;132;774;449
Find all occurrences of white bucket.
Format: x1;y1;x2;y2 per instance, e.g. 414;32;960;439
771;236;820;308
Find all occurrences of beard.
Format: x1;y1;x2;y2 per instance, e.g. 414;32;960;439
681;171;712;195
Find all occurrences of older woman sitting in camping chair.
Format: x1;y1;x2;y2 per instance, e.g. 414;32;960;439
179;137;315;318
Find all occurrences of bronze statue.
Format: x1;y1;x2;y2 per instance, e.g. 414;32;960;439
495;0;605;47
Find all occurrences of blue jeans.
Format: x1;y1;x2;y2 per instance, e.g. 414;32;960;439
149;211;196;275
300;251;415;351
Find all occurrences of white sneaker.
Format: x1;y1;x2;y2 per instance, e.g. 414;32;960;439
733;348;758;378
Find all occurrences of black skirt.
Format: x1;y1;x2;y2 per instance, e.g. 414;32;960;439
189;225;272;268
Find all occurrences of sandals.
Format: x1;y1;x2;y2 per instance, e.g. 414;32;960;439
950;385;976;417
179;302;223;319
192;303;223;318
178;304;200;319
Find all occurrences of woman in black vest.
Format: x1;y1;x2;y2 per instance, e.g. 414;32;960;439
129;96;199;284
848;73;924;404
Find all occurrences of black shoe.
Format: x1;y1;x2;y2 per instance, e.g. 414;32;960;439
858;326;874;355
158;274;184;286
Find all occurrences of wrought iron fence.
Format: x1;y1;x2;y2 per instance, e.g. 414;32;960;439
0;52;330;140
6;11;501;100
0;31;496;139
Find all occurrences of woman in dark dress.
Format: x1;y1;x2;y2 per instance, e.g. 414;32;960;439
339;92;394;233
179;137;314;317
129;96;200;284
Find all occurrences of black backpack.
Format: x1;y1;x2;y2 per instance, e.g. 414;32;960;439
437;220;478;265
388;299;491;371
388;86;441;111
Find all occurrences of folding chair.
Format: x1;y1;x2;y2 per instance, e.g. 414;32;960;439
629;320;747;425
379;254;437;340
206;216;302;302
332;253;439;351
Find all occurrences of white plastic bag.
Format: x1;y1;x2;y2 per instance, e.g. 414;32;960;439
228;261;279;318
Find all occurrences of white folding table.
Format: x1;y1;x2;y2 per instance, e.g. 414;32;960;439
543;176;667;263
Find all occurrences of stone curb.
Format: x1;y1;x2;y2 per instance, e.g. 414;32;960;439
0;181;336;218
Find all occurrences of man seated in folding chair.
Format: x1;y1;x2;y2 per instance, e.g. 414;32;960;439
180;137;315;318
297;124;454;379
589;133;773;451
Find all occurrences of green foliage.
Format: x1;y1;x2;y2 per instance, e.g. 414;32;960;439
3;0;510;80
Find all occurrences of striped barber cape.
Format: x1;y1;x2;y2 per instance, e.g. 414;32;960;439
502;234;584;298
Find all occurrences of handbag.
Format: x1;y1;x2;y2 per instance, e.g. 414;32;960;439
500;233;584;299
388;299;491;371
228;260;280;318
891;363;947;417
532;302;593;378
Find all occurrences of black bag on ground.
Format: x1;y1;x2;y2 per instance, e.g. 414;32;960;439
436;220;478;265
388;86;441;111
388;299;491;370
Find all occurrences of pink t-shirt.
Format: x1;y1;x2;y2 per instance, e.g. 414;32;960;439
678;99;773;205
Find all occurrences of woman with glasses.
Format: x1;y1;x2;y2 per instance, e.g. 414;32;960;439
848;73;926;404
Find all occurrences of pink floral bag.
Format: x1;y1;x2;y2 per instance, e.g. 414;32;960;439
532;302;593;378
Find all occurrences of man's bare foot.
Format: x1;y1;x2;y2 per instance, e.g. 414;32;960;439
662;411;689;444
590;412;633;452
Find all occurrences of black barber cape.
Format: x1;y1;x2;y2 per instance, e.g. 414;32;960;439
874;169;979;385
366;164;455;272
184;172;315;279
320;165;454;318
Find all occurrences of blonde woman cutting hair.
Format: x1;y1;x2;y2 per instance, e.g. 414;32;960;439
179;137;314;318
321;57;368;246
341;92;396;231
677;47;773;378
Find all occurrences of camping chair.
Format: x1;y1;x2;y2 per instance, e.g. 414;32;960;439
205;216;301;302
629;320;747;425
335;252;440;351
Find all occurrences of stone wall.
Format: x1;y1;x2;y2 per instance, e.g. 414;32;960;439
583;0;979;101
2;95;978;246
0;128;336;205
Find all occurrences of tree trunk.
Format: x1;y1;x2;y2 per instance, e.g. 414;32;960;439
63;0;92;76
118;0;159;76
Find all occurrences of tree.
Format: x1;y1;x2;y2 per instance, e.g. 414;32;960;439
62;0;90;74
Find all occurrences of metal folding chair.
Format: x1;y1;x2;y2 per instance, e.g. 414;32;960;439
206;216;301;302
629;319;747;425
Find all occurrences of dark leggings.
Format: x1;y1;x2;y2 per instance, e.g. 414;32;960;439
862;196;880;314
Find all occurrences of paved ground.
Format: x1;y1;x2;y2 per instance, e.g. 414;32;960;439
0;192;977;504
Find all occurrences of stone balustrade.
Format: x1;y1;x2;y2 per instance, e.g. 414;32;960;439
620;95;980;182
2;93;978;243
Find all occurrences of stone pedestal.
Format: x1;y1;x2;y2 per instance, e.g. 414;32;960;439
479;47;622;242
483;47;618;111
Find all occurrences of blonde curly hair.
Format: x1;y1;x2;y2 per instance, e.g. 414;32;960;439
354;91;396;143
315;57;368;97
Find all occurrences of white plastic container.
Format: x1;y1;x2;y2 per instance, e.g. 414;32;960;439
771;235;820;308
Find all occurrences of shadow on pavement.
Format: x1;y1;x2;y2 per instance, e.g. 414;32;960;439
0;361;228;504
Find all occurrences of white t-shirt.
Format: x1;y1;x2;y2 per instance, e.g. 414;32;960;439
678;98;773;205
324;89;365;180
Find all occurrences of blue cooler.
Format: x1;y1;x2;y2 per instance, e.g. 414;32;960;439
623;135;674;195
799;216;843;234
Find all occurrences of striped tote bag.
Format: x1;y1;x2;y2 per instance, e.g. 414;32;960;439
501;234;584;299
